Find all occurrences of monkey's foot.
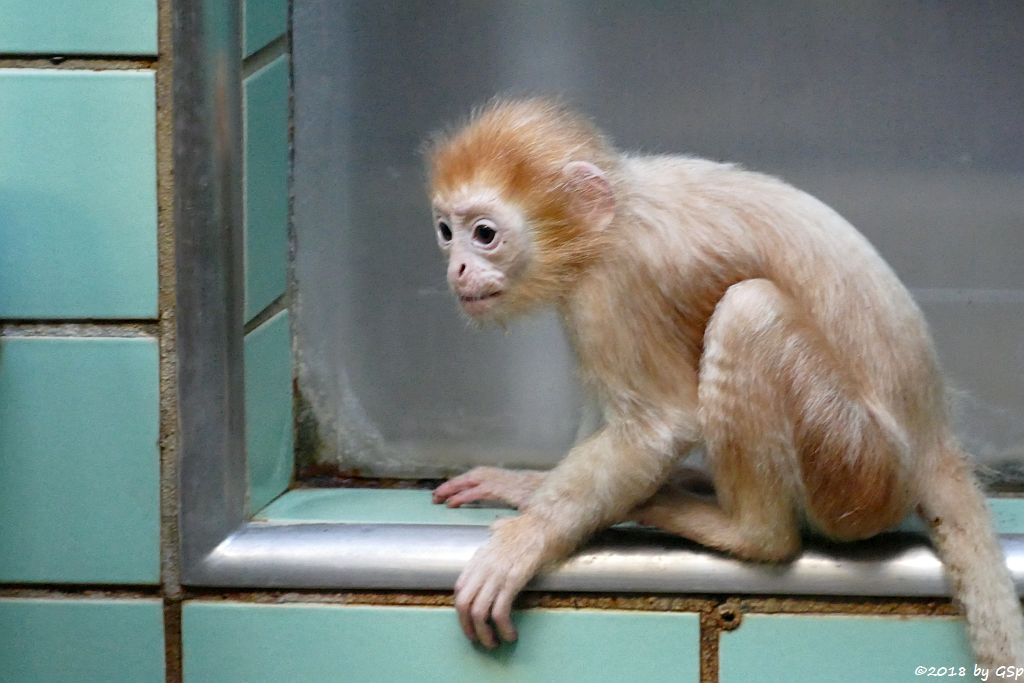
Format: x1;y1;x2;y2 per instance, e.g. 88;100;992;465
432;467;545;509
454;515;547;648
630;491;801;563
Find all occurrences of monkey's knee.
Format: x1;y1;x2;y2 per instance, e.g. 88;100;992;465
719;278;782;309
706;279;790;340
699;278;802;414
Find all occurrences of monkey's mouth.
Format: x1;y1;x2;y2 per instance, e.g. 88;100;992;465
458;290;503;314
459;291;502;303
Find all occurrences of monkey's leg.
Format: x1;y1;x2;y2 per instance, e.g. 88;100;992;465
432;467;545;509
635;278;909;560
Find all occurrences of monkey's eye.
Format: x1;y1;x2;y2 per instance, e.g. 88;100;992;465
437;221;452;242
473;223;497;247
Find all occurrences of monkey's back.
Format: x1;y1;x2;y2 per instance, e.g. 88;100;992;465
618;156;949;449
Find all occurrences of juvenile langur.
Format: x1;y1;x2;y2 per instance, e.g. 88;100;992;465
425;98;1022;666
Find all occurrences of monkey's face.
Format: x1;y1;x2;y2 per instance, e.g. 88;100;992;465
432;186;532;321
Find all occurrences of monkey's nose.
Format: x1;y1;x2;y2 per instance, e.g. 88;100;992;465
450;261;468;285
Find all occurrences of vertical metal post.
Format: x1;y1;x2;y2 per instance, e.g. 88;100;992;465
172;0;247;581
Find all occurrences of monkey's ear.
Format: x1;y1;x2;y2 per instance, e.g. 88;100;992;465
562;161;616;231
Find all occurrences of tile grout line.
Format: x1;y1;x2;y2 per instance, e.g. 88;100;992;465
244;293;289;335
1;322;159;337
285;0;301;491
241;34;288;79
163;596;183;683
701;605;723;683
0;57;156;70
0;585;163;599
153;0;183;680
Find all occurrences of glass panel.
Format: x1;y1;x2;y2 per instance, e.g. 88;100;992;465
293;1;1024;481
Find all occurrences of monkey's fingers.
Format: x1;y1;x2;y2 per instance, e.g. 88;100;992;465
432;471;486;504
469;578;502;648
454;569;482;643
444;485;499;508
455;566;502;647
454;514;546;648
491;588;518;643
432;482;468;504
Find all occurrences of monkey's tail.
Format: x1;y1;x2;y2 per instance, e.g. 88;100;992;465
918;442;1024;669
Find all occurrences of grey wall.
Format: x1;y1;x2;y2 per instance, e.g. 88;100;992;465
293;1;1024;480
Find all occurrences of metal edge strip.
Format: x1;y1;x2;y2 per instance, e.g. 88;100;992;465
172;0;248;580
189;522;1024;597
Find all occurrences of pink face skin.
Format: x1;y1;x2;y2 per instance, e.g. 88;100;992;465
432;186;530;320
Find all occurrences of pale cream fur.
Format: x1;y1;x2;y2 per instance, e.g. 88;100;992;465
427;99;1023;666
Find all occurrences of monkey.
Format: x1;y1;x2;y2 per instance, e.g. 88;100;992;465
424;98;1022;666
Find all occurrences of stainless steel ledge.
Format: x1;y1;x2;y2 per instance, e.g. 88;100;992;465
186;523;1024;597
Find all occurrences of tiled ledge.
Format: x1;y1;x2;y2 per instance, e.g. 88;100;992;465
181;488;1024;597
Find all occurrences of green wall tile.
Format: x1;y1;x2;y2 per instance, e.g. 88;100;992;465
0;70;158;319
720;614;975;683
0;337;160;583
243;55;290;321
183;602;700;683
0;1;157;56
246;310;294;512
243;0;288;57
0;598;165;683
989;498;1024;533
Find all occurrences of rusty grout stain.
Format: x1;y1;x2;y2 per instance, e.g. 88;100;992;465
700;608;721;683
177;586;962;617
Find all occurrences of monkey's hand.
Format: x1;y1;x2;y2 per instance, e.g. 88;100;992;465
433;467;545;509
455;514;551;648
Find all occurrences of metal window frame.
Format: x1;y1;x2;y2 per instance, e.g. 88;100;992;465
172;0;1024;597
